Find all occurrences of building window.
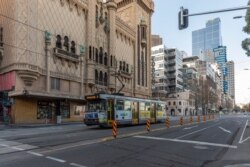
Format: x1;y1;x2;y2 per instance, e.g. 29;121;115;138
173;101;176;105
179;101;182;105
110;55;113;67
95;70;98;84
95;48;98;63
104;53;108;66
56;35;62;49
126;64;129;73
99;47;103;64
71;41;76;54
119;61;122;71
123;61;126;71
89;46;92;59
51;78;60;90
64;36;69;51
104;72;107;86
168;102;171;105
99;71;103;85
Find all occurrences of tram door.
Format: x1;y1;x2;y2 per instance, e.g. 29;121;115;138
132;102;138;125
107;99;115;125
151;103;156;123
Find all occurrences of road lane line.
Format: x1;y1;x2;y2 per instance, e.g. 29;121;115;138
176;123;221;139
183;125;198;130
0;144;9;147
239;120;249;144
11;146;25;151
219;126;232;134
46;156;66;163
27;151;44;157
70;162;87;167
134;136;237;149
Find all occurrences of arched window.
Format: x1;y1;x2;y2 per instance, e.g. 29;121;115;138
104;73;107;86
89;46;92;59
126;64;129;73
99;47;103;64
95;48;98;63
104;53;107;66
99;71;103;85
71;41;76;54
56;35;62;49
95;70;98;84
119;61;122;71
123;61;126;71
110;55;113;67
92;47;95;60
64;36;69;51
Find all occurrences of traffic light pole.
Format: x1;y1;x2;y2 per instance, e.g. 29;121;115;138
179;5;250;30
184;6;250;17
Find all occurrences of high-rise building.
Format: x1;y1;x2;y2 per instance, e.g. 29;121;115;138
213;46;228;94
226;61;235;99
192;18;222;61
151;35;163;47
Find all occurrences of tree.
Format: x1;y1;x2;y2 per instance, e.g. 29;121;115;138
242;0;250;56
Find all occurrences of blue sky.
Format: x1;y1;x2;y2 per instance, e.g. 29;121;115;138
152;0;250;104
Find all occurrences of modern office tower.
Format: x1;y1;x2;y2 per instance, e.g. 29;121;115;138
213;46;228;94
226;61;235;99
151;45;168;98
165;48;183;94
192;18;222;62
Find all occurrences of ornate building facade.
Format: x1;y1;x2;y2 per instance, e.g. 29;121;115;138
0;0;154;124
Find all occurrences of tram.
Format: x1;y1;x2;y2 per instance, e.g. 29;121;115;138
83;93;167;127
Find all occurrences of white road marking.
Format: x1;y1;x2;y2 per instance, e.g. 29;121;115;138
219;126;232;134
11;146;25;151
0;144;9;147
134;136;238;149
27;151;44;157
46;156;66;163
176;123;221;139
239;120;249;144
183;125;198;130
70;162;87;167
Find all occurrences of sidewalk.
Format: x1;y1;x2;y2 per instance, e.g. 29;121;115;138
0;121;84;129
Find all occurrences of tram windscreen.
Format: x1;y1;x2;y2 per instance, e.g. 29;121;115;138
87;100;106;112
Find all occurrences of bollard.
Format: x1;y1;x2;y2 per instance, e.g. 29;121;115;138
112;120;117;138
146;119;151;132
197;115;200;123
166;117;170;128
203;115;206;122
189;116;193;124
179;116;184;126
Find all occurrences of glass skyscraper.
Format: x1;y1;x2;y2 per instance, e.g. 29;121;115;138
192;18;222;58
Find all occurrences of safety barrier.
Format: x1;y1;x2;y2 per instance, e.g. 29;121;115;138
179;116;184;126
112;120;117;138
189;116;193;124
166;117;170;128
197;115;200;123
203;115;206;122
146;119;151;132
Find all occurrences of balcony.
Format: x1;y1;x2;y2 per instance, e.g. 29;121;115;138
54;48;80;63
167;74;176;79
168;60;176;66
169;81;176;86
167;67;176;72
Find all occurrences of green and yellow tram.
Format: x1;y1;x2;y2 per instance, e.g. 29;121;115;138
83;93;166;127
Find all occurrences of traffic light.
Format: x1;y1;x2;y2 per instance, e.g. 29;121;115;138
178;7;189;30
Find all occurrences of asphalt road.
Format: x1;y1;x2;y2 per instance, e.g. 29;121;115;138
0;114;249;167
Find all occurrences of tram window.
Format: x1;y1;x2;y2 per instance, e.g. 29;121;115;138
139;102;145;111
116;100;124;110
88;100;106;111
145;102;151;111
124;101;131;111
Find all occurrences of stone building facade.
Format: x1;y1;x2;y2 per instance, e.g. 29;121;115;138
0;0;154;124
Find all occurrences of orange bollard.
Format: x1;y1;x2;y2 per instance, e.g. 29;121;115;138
197;115;200;123
112;120;117;138
166;117;170;128
146;119;151;132
203;115;206;122
179;116;184;126
189;116;193;124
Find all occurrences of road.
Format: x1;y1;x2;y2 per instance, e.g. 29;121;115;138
0;114;249;167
